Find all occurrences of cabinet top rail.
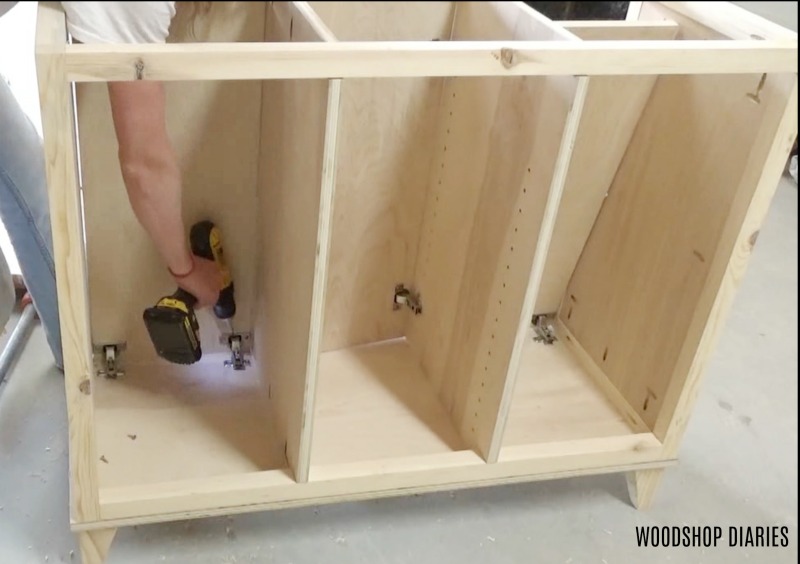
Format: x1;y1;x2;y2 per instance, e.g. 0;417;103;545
61;40;797;83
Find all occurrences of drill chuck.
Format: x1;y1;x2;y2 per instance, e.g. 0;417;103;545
189;220;236;320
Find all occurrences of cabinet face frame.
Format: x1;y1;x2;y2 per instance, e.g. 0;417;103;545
34;0;797;535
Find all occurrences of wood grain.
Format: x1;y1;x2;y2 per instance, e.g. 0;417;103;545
562;72;796;431
315;2;455;351
310;339;465;466
500;329;640;447
562;20;680;41
407;0;519;404
34;1;100;523
626;468;665;510
307;1;455;42
257;1;341;482
93;435;668;525
62;40;798;83
535;20;678;315
656;77;798;450
534;75;663;314
33;0;798;532
405;1;582;464
656;1;798;40
93;353;285;489
78;528;116;564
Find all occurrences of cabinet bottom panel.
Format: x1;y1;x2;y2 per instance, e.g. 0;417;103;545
87;433;668;528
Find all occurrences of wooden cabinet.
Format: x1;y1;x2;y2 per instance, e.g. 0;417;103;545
34;2;797;562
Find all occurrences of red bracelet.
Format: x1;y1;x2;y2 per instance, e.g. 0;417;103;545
169;256;195;279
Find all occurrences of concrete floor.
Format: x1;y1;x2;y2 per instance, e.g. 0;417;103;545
0;177;797;563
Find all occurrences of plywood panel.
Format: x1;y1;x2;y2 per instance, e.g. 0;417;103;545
404;1;583;460
405;75;504;395
502;330;638;447
638;1;728;40
94;353;285;489
257;1;339;482
78;2;266;362
445;73;577;451
562;72;795;430
315;2;456;351
406;5;514;397
311;339;465;467
535;21;679;314
657;78;797;449
307;1;455;41
407;0;574;400
534;75;658;314
561;20;680;41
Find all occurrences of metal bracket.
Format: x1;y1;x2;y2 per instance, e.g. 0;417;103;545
532;314;557;345
393;284;423;315
94;343;127;379
219;332;253;371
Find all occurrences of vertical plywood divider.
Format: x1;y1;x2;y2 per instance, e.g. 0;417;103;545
257;2;340;483
533;19;680;315
406;2;588;462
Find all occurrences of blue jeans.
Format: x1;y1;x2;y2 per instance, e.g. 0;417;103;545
0;74;63;369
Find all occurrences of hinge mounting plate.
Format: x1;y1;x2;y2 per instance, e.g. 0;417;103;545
393;284;423;315
219;332;253;371
532;314;557;345
93;342;127;379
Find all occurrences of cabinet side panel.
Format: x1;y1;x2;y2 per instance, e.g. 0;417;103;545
659;78;797;451
34;1;100;523
257;2;339;482
562;72;796;432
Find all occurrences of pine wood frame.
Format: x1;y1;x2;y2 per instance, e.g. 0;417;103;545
34;2;797;562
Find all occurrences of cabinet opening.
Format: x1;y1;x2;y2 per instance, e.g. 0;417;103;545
76;2;293;490
300;1;585;472
78;68;292;489
502;66;797;456
501;328;646;455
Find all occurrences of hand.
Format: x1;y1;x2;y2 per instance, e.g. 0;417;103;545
173;256;223;309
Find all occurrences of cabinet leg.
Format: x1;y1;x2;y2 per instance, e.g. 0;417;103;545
626;468;665;510
78;528;117;564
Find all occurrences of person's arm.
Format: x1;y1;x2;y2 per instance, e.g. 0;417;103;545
107;81;221;307
61;1;221;306
107;81;188;274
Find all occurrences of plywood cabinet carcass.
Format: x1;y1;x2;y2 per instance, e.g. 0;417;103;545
33;2;797;562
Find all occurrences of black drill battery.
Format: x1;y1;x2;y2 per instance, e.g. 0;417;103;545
143;288;201;365
142;220;235;365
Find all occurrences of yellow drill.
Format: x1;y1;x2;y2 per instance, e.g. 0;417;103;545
142;220;236;365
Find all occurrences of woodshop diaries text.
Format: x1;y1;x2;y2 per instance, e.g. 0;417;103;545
635;526;790;548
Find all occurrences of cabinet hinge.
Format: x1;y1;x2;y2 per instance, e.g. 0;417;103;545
219;332;253;371
532;314;557;345
94;342;127;379
393;284;423;315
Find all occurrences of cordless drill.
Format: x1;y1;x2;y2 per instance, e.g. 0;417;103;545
143;220;236;365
